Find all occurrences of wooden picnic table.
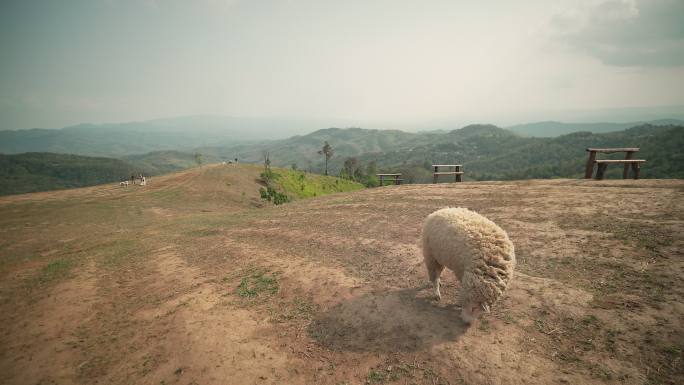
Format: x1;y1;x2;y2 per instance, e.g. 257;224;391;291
376;173;403;186
584;148;645;180
432;165;463;183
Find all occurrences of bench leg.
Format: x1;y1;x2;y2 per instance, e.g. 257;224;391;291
595;163;608;180
623;151;634;179
455;165;462;182
433;166;438;184
631;162;641;179
585;151;597;179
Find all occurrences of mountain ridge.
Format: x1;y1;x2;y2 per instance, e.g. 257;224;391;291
506;119;684;137
2;116;683;156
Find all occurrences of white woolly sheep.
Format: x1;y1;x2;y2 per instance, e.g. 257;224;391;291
422;207;515;324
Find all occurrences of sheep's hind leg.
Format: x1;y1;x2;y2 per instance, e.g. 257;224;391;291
425;257;445;301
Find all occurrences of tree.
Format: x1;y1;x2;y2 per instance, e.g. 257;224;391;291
263;151;271;170
341;157;359;180
261;151;274;181
194;152;203;168
364;160;379;187
318;141;334;176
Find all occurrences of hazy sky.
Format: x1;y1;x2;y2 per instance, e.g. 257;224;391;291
1;0;683;129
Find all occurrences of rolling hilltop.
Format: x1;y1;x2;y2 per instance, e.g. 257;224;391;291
0;151;217;196
506;119;684;137
0;153;135;196
0;116;325;157
214;123;684;181
1;165;682;384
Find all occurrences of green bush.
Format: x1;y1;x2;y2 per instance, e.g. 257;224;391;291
259;186;290;205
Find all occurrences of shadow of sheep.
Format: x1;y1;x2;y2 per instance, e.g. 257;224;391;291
308;288;468;352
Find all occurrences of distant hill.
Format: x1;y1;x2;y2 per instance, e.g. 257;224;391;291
209;124;531;174
465;124;684;180
204;127;424;170
0;153;136;195
0;116;327;157
215;124;684;182
122;150;221;175
0;150;214;196
507;119;684;137
3;122;682;195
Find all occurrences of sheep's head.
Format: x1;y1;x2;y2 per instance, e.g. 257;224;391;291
460;302;490;324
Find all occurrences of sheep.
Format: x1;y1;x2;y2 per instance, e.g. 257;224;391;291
422;207;515;324
119;181;129;187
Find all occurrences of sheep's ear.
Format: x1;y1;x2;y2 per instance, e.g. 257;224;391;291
481;303;490;313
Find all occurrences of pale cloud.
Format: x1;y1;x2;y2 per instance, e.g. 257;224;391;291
549;0;684;66
1;0;683;129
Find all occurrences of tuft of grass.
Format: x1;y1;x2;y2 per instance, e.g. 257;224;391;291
185;228;221;237
662;345;682;355
38;259;73;284
364;362;449;385
273;297;318;322
236;270;279;298
367;369;385;383
100;239;140;267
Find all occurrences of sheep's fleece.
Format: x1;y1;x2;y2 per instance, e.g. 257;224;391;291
422;207;515;321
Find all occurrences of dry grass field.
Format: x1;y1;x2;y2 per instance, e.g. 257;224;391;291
1;164;682;385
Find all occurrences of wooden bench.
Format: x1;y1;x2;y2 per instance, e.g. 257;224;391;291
584;148;645;180
376;173;403;186
432;165;463;183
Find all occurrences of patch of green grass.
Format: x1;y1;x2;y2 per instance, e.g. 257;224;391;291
272;168;364;200
99;239;140;267
38;259;73;284
185;228;221;237
147;189;184;204
367;369;385;383
363;362;450;385
604;329;621;353
236;270;279;298
662;344;682;355
273;297;318;322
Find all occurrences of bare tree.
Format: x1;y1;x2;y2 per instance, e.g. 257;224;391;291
262;151;271;169
318;141;334;176
342;157;359;180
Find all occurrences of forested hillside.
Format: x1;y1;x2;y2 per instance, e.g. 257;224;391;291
506;119;684;137
0;151;211;195
0;153;134;195
2;123;682;196
219;124;684;182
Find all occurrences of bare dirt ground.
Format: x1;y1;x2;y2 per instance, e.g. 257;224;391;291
1;164;682;385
